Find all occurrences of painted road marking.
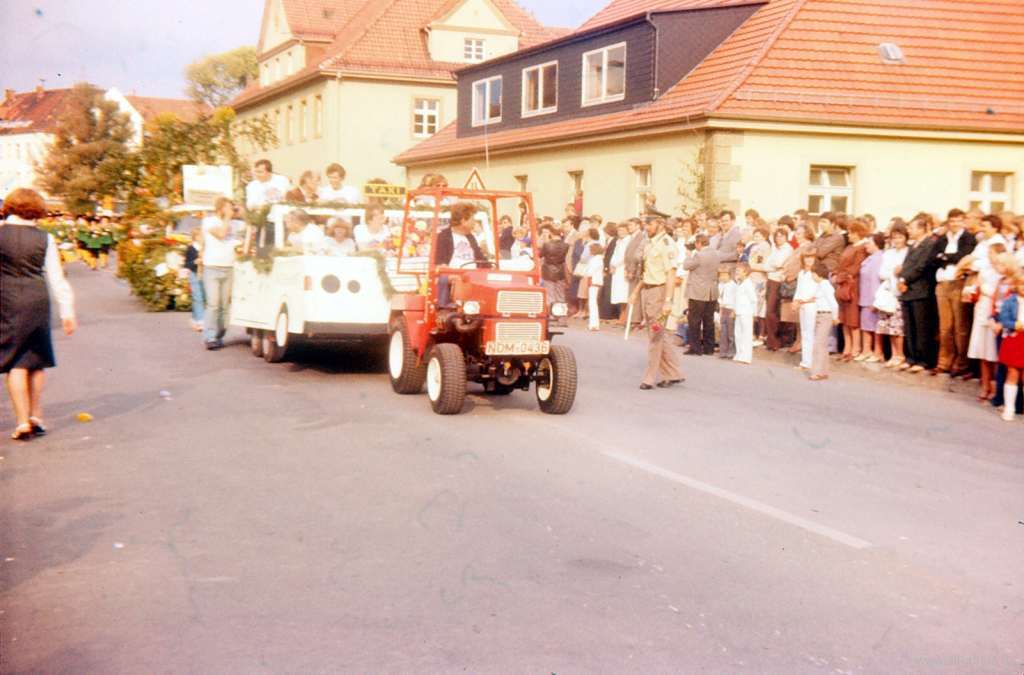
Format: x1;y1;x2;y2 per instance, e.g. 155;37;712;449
604;450;873;550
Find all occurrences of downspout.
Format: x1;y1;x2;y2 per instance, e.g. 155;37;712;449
647;12;660;100
335;71;342;164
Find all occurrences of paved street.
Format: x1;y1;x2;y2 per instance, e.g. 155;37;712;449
2;263;1022;675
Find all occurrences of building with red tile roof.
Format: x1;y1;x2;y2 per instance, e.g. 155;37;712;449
230;0;568;191
2;85;207;198
395;0;1024;221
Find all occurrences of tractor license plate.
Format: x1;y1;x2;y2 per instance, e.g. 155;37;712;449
485;340;550;356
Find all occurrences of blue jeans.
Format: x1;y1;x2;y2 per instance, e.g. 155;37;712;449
189;269;205;323
203;266;232;343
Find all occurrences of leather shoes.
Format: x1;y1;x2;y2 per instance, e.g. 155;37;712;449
684;350;703;356
639;383;654;390
657;379;684;388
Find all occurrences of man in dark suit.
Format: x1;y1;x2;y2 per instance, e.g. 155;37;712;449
927;208;976;376
434;201;486;306
898;218;936;373
682;234;723;355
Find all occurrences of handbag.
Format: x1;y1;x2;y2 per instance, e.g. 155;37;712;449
572;261;587;278
872;281;899;314
779;281;797;300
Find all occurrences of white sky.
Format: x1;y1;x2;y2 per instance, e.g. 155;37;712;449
0;0;608;99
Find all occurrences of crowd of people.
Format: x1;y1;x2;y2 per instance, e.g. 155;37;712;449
535;201;1024;422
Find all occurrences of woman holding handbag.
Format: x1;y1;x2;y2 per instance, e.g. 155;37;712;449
858;233;886;362
876;221;909;369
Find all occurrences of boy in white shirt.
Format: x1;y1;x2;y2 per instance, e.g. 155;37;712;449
733;262;758;364
717;265;737;359
810;261;840;380
585;242;604;331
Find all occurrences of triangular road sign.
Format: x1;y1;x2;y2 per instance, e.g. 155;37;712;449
463;168;486;190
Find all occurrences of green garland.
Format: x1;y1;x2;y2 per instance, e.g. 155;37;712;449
244;199;404;231
350;249;398;299
235;248;302;275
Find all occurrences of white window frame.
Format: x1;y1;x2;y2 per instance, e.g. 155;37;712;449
582;42;626;107
413;98;440;138
634;164;652;216
969;171;1013;213
314;95;323;138
464;38;485;63
472;76;502;127
807;166;853;215
522;61;558;117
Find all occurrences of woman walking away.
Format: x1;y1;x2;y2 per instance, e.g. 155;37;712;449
1;188;77;440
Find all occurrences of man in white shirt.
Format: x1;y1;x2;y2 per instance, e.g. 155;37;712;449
245;159;291;211
353;203;392;251
284;209;326;253
202;197;239;350
317;163;360;204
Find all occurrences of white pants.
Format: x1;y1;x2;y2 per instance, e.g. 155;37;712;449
799;304;817;368
588;285;601;329
734;313;753;363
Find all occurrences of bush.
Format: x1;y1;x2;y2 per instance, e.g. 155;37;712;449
116;235;193;312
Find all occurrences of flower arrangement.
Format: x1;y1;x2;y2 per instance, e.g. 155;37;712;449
116;236;193;312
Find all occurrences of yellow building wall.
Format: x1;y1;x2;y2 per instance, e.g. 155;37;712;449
731;130;1024;220
405;128;1023;224
407;133;705;222
235;77;458;190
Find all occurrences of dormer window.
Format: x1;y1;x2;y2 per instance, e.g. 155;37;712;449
523;62;558;117
472;75;502;126
582;43;626;106
464;38;486;63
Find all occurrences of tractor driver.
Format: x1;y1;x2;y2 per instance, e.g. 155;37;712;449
434;200;486;306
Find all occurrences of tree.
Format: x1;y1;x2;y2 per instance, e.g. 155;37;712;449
184;46;259;109
130;106;276;214
35;82;136;214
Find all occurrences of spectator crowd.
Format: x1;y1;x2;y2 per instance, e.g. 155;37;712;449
535;201;1024;423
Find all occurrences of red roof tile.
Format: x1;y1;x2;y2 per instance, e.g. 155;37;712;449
124;95;210;124
0;87;99;136
396;0;1024;165
235;0;561;108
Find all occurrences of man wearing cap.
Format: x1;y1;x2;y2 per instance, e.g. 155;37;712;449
633;217;684;390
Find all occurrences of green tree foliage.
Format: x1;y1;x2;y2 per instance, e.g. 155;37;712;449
131;106;276;214
35;82;136;213
184;46;259;109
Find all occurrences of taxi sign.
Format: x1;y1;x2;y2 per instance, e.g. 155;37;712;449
362;183;407;198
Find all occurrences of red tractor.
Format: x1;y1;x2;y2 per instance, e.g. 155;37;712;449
387;187;576;415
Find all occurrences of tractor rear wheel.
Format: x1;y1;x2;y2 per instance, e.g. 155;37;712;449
388;317;427;394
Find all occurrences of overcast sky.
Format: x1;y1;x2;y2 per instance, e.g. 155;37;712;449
0;0;608;99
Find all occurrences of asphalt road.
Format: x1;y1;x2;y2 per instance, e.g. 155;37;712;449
2;262;1022;675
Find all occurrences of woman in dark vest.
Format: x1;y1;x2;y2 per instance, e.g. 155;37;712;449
1;188;77;440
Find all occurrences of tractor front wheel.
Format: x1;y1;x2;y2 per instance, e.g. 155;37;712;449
426;343;466;414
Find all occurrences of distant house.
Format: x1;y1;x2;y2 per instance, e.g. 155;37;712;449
395;0;1024;221
230;0;568;191
1;85;206;199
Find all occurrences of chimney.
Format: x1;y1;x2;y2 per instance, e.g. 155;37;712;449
4;88;14;102
36;84;44;99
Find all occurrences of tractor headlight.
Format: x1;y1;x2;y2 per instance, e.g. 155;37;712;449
463;300;481;315
550;302;568;317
